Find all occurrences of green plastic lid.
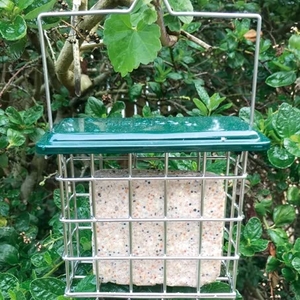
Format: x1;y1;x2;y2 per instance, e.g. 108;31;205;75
36;116;270;155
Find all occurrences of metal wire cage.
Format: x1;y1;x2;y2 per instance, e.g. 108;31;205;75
36;1;270;299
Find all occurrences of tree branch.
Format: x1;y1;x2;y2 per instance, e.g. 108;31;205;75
55;0;133;95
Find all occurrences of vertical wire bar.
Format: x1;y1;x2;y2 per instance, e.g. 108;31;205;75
227;152;240;290
197;152;207;292
58;155;70;293
90;154;100;293
232;152;248;292
69;155;80;259
163;153;169;293
128;153;134;293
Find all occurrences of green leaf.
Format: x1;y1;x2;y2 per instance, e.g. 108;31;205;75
24;0;57;20
23;105;43;125
15;0;34;10
74;275;96;292
129;83;143;101
30;278;65;300
273;204;296;227
251;239;269;252
0;0;14;11
0;15;27;41
31;251;52;268
15;212;30;232
266;71;297;87
267;228;288;245
0;244;19;266
8;289;26;300
194;81;210;106
5;106;23;125
7;128;26;148
142;105;152;117
108;101;125;117
0;273;18;298
0;227;18;244
243;217;262;240
5;37;27;61
168;0;194;24
282;267;296;281
85;97;106;118
131;3;157;26
287;186;300;205
0;201;9;216
103;14;161;77
294;239;300;252
273;103;300;138
267;145;295;169
192;98;208;116
201;281;231;294
208;93;226;111
284;133;300;157
266;256;280;272
292;257;300;273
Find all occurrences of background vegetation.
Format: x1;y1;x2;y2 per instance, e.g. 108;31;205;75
0;0;300;299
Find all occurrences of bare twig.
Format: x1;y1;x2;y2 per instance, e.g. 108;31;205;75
180;29;212;50
0;58;39;100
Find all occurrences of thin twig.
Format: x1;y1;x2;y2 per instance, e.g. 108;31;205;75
180;30;212;50
0;58;39;100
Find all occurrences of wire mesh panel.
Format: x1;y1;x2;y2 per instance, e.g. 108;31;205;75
56;150;246;299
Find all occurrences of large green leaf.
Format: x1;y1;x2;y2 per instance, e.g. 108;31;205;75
266;71;297;87
243;217;262;240
85;97;106;117
273;204;296;227
23;105;43;125
287;186;300;205
0;15;27;41
267;228;288;245
23;0;56;20
7;128;26;148
0;273;18;298
5;106;23;125
267;145;295;169
103;14;161;77
30;278;66;300
5;37;27;61
273;103;300;138
168;0;193;24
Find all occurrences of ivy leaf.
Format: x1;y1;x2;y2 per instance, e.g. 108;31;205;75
273;204;296;227
103;14;161;77
266;71;297;87
168;0;194;24
0;15;27;41
7;128;26;148
267;145;295;169
30;278;66;300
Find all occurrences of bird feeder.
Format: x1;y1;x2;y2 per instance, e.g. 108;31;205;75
36;1;269;299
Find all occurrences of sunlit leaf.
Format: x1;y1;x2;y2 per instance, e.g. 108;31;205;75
103;14;161;77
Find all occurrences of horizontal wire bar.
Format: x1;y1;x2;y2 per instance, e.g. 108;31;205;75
62;255;240;261
60;216;243;223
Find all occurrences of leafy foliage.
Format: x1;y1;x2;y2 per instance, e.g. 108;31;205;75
0;0;300;299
